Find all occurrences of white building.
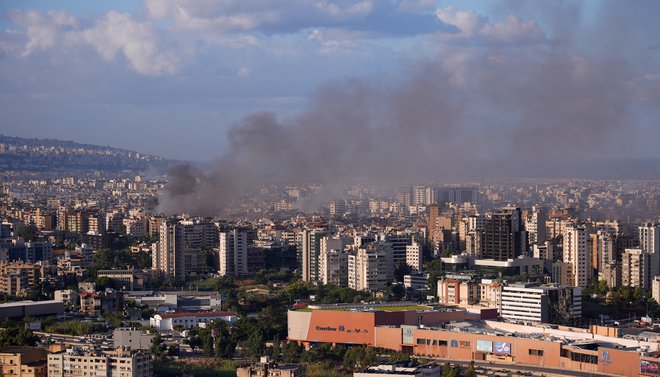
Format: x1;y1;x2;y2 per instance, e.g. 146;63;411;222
355;363;441;377
218;229;249;277
405;239;422;272
113;328;154;351
653;276;660;305
150;311;237;331
318;248;348;286
562;223;590;288
640;223;660;276
501;283;581;324
47;348;152;377
348;243;393;291
622;248;650;289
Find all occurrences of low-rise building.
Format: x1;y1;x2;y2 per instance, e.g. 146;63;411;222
354;363;440;377
47;348;152;377
0;346;48;377
237;357;305;377
501;283;581;325
150;311;237;331
113;328;154;351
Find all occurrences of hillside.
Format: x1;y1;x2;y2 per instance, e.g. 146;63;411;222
0;135;177;174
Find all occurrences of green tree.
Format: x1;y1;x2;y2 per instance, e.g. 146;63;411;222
16;224;38;242
465;361;476;377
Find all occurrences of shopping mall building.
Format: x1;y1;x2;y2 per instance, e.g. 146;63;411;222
288;302;660;377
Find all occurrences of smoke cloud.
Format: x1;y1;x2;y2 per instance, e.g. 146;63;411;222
157;4;659;216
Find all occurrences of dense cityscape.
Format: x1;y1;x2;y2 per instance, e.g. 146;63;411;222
0;140;658;377
1;1;659;377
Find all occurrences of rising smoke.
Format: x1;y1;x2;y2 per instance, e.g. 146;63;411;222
157;5;659;216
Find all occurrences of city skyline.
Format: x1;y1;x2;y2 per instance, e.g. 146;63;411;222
1;0;659;168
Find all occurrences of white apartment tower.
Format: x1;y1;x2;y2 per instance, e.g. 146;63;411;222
405;239;422;271
348;243;394;291
318;235;350;286
562;223;590;288
622;248;650;289
639;223;660;276
218;229;249;277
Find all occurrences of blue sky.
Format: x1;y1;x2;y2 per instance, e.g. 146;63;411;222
1;0;659;165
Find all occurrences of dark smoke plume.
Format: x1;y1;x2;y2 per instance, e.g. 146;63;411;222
157;3;660;215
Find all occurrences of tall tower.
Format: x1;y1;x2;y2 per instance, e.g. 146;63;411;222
640;223;660;276
219;229;249;277
563;223;590;288
300;229;326;282
154;220;184;281
482;207;526;261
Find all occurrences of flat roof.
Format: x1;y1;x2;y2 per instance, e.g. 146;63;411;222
0;300;64;308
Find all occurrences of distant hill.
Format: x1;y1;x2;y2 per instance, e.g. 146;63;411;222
0;134;178;174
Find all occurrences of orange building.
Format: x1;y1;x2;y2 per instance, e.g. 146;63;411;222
288;304;660;377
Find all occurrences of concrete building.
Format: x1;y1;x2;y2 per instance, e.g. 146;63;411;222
53;290;78;307
355;363;440;377
149;311;237;331
97;269;144;290
47;348;152;377
500;283;582;325
405;239;422;272
348;243;393;291
152;220;204;282
481;207;527;261
0;262;41;296
403;273;429;292
640;223;660;277
318;248;348;286
300;229;326;282
437;277;479;306
0;300;64;319
113;328;154;351
0;346;47;377
525;206;547;244
218;229;250;277
237;357;306;377
562;223;590;288
622;248;650;289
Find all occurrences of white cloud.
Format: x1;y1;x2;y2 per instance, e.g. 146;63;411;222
10;10;77;58
74;12;177;76
435;7;545;44
436;7;483;37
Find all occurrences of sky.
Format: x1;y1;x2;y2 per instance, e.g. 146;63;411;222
0;1;659;169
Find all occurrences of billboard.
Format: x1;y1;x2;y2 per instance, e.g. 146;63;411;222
493;342;511;355
641;360;659;375
476;340;492;353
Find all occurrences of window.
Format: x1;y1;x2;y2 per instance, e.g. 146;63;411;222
528;349;544;356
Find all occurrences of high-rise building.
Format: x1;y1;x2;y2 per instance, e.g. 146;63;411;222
385;233;413;265
622;248;650;289
152;220;204;282
318;235;350;286
525;206;547;244
218;229;249;277
481;207;527;261
562;223;590;288
640;223;660;276
318;248;349;286
405;239;422;272
300;229;326;282
348;243;393;291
